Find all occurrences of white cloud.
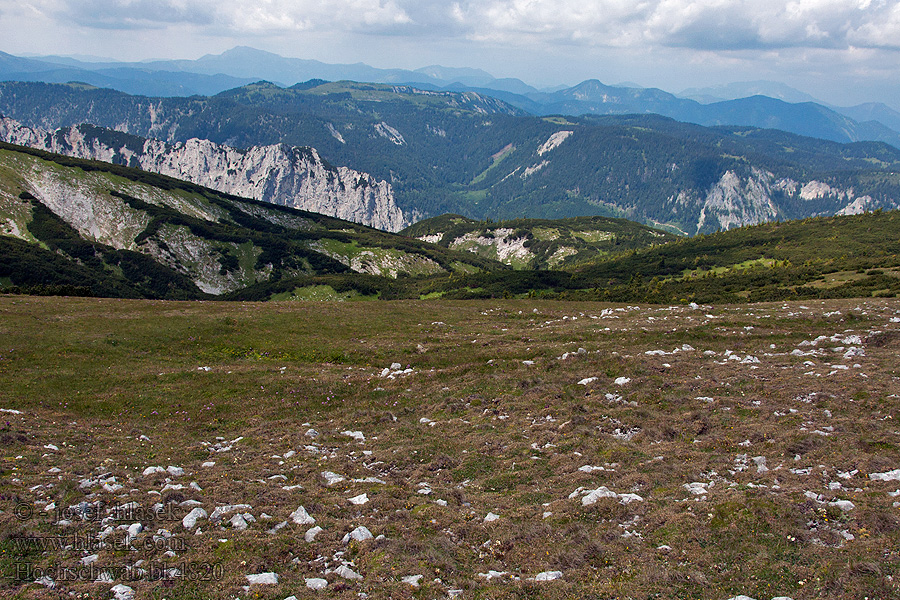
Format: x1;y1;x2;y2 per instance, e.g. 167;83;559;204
226;0;412;33
21;0;411;32
849;2;900;49
444;0;900;52
14;0;900;52
32;0;218;29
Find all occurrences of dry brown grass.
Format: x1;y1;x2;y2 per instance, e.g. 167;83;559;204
0;297;899;599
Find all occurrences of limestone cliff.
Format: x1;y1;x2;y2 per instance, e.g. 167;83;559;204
0;117;409;232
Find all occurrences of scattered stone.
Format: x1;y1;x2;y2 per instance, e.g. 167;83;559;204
343;525;373;543
209;504;252;523
182;507;207;529
402;574;424;587
614;377;631;386
290;505;315;525
305;526;324;542
267;521;288;534
246;572;278;585
484;512;500;523
683;482;709;495
579;486;643;506
229;513;250;530
348;493;368;505
829;499;855;512
531;570;563;581
111;584;134;600
335;565;362;580
870;469;900;482
322;471;345;486
306;577;328;590
577;377;598;385
478;570;508;580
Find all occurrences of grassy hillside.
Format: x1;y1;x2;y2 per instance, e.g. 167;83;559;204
3;140;900;304
401;214;677;269
0;143;504;299
396;210;900;302
1;296;898;599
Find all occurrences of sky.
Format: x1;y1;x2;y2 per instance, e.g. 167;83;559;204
2;0;900;109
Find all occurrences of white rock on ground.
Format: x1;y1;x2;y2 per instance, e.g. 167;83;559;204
306;577;328;590
580;486;643;506
484;512;500;522
684;482;708;495
532;570;563;581
870;469;900;481
348;493;368;505
305;526;323;542
290;505;315;525
478;570;507;580
209;504;252;523
577;377;598;385
829;499;855;512
322;471;345;485
402;574;424;587
111;584;134;600
342;525;373;543
267;521;288;534
182;508;207;529
125;523;143;544
229;514;250;530
246;572;278;585
335;565;362;580
614;377;631;385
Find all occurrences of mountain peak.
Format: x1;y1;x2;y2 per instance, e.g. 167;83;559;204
216;46;282;60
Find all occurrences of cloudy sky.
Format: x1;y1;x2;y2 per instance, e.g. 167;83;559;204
2;0;899;108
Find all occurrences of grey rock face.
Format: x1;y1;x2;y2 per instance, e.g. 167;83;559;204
0;118;409;232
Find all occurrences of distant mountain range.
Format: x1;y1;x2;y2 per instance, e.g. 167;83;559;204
3;47;900;149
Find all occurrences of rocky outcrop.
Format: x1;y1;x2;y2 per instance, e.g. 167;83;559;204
695;169;781;233
0;117;409;232
685;168;892;234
